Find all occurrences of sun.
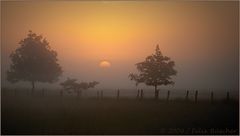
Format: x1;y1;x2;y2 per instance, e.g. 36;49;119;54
99;60;111;68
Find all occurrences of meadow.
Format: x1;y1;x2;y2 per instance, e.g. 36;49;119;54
1;88;239;135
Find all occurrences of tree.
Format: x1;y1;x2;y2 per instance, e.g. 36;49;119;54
129;45;177;99
60;78;99;94
7;30;62;93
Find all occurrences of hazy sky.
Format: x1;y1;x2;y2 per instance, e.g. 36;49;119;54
1;1;239;91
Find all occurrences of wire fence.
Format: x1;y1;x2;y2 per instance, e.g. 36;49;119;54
2;88;239;102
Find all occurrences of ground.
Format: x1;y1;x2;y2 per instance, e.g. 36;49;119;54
1;90;239;135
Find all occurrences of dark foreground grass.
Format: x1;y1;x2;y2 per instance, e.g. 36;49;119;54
1;95;239;135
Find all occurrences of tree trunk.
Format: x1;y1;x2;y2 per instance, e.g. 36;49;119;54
31;81;35;95
154;85;159;100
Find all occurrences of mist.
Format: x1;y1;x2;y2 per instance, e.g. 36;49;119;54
1;1;239;91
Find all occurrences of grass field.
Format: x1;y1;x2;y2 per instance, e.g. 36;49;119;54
1;91;239;135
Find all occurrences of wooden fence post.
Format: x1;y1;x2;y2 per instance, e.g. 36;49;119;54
77;90;82;98
195;90;198;103
185;90;189;101
100;90;103;99
60;90;63;97
140;89;143;100
117;89;120;100
2;89;5;96
31;88;34;96
210;91;214;104
137;89;140;99
226;91;230;102
77;90;80;98
14;89;17;96
42;89;44;97
97;91;99;99
167;90;170;102
27;89;29;96
155;90;159;100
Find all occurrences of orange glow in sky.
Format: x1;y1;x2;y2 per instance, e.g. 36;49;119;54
1;1;238;90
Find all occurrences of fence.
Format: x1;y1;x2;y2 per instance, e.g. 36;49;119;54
1;88;238;103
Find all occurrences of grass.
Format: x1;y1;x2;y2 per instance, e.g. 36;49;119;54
1;92;239;135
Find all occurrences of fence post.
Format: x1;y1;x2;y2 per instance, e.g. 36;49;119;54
31;88;34;96
14;88;17;96
167;90;170;102
60;90;63;97
2;89;5;96
97;91;99;99
195;90;198;103
155;90;159;100
77;90;79;98
226;91;230;102
100;90;103;99
77;90;82;98
185;90;189;101
140;89;143;100
117;89;120;100
42;89;44;97
137;89;140;99
211;91;214;104
27;89;29;96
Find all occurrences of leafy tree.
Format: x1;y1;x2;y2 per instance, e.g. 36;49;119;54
60;78;99;94
7;30;62;92
129;45;177;99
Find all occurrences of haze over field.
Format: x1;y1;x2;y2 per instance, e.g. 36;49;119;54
1;1;239;91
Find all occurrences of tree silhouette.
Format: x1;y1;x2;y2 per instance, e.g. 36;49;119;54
7;30;62;93
129;45;177;99
60;78;99;94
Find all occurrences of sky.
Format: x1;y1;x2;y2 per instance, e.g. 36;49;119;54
1;1;239;91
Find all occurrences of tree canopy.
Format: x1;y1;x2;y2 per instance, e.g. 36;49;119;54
60;78;99;93
7;30;62;91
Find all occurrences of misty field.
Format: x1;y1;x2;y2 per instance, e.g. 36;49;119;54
1;89;239;135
